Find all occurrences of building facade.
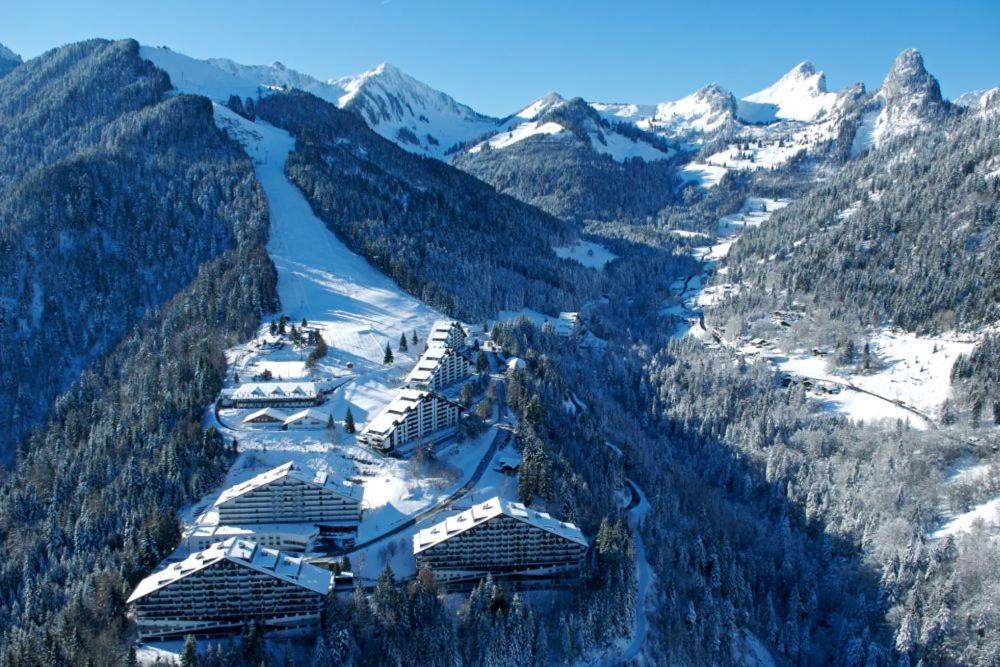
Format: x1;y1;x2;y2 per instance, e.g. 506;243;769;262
413;496;588;588
182;523;318;554
127;538;331;640
214;462;361;529
360;389;460;452
405;346;470;390
229;382;321;409
428;320;467;350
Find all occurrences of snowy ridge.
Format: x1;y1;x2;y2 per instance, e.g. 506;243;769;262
333;63;500;159
739;61;838;123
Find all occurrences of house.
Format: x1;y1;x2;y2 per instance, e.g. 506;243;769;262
230;382;321;408
242;407;288;426
283;407;331;429
428;320;467;350
554;312;583;337
413;496;588;589
127;538;330;641
360;389;460;452
405;345;470;390
213;462;362;531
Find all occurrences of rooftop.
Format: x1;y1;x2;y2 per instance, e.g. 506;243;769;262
413;495;587;554
127;538;331;603
242;407;288;423
231;381;319;400
283;407;330;425
213;461;361;507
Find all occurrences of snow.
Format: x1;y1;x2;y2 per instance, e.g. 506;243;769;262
140;45;345;105
469;120;567;152
553;240;618;270
588;129;674;162
932;496;1000;539
679;162;727;188
740;62;837;123
515;92;567;120
332;63;500;159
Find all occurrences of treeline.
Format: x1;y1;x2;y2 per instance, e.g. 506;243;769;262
0;39;266;462
452;98;686;224
255;90;599;321
0;39;280;666
723;102;1000;333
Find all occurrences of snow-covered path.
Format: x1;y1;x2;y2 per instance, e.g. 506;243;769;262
617;479;652;665
213;104;441;366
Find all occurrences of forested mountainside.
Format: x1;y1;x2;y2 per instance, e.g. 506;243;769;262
722;100;999;332
451;96;684;223
0;41;278;665
0;42;21;78
0;39;269;462
255;90;601;319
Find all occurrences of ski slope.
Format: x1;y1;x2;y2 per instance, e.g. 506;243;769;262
213;104;442;366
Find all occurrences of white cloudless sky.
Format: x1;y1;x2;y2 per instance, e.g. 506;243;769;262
3;0;998;115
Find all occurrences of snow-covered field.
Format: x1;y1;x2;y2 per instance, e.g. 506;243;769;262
553;239;618;270
772;330;977;427
932;496;1000;539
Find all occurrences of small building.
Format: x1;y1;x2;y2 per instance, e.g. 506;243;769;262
230;382;321;409
242;407;288;426
283;407;331;429
507;357;526;372
413;496;588;588
554;312;582;337
405;345;470;390
182;522;318;554
360;389;460;452
428;320;467;350
213;462;361;531
127;538;331;641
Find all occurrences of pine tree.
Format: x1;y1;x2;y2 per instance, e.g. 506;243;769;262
180;635;199;667
344;407;356;434
412;330;418;346
383;343;394;364
399;333;408;352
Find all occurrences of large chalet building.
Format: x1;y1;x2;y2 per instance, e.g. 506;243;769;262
359;388;460;452
427;320;467;350
413;496;588;588
127;538;331;640
229;382;321;409
213;462;361;530
405;345;470;390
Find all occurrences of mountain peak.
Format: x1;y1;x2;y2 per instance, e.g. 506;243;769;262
878;48;943;109
740;60;835;122
516;92;567;120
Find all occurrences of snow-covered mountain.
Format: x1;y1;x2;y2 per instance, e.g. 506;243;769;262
737;61;839;123
852;48;950;154
467;92;675;163
332;63;500;158
0;42;21;77
594;84;738;140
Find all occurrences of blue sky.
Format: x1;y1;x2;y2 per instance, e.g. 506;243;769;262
4;1;998;116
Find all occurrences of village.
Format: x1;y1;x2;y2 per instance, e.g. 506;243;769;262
126;315;592;647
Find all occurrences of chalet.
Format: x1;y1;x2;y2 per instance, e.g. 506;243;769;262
405;345;470;390
230;382;321;409
359;389;460;452
413;496;588;588
242;407;288;426
127;538;330;640
283;407;331;429
554;312;582;337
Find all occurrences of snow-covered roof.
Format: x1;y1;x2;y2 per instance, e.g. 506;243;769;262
413;496;587;554
231;382;319;400
362;388;434;436
127;537;331;603
554;312;581;335
242;407;288;423
427;320;464;347
283;407;330;426
214;462;361;507
405;346;457;384
183;522;318;543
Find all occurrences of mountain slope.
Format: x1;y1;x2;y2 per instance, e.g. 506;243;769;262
0;42;20;78
738;61;839;123
0;39;271;461
333;62;500;158
254;89;599;318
